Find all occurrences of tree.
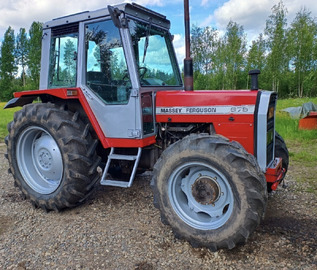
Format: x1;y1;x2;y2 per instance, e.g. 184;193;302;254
0;26;17;100
28;22;42;89
191;25;222;89
288;8;317;97
265;1;289;94
16;28;29;87
63;39;77;84
246;34;266;88
222;21;247;89
191;25;219;75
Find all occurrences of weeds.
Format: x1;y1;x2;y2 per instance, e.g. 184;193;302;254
0;103;19;142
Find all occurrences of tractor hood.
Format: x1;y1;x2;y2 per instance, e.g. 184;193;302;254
155;90;259;123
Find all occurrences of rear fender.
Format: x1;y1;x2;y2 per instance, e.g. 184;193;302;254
4;88;80;109
4;96;37;109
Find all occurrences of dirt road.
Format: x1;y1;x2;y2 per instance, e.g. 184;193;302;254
0;145;316;269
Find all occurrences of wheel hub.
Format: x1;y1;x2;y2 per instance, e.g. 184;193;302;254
17;127;64;195
170;163;234;230
38;150;53;169
33;134;62;181
191;176;220;205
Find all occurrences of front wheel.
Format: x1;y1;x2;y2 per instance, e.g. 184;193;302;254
151;134;267;250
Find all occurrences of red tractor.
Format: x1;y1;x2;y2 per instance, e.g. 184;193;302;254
4;2;288;250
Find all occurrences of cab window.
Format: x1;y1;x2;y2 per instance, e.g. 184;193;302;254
48;24;78;88
85;20;131;104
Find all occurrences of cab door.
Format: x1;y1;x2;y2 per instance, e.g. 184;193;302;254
80;18;146;140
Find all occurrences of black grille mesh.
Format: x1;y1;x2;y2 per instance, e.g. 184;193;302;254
51;23;79;36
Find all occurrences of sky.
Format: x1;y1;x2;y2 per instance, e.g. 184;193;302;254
0;0;316;65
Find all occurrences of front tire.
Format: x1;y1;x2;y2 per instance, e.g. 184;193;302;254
151;134;267;250
6;103;101;211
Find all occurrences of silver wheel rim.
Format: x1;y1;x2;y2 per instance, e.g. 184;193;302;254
16;126;63;194
168;161;234;230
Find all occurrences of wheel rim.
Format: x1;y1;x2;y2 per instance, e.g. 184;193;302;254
16;126;63;194
168;161;234;230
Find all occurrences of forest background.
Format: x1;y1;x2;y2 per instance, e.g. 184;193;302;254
0;1;317;101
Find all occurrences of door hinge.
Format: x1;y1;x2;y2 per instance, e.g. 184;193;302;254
131;88;138;97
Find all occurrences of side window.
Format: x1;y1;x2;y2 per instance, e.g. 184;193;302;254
86;20;131;104
48;24;78;88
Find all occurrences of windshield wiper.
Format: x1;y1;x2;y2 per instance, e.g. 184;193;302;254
142;18;152;63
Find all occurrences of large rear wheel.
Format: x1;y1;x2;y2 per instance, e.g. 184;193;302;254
151;134;267;250
6;103;101;211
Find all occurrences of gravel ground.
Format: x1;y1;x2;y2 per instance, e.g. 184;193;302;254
0;144;316;270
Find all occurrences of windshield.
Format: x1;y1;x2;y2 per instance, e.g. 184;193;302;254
129;19;182;87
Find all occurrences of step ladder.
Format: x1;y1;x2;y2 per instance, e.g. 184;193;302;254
100;147;142;188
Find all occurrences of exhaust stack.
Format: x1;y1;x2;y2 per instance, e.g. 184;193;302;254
249;69;261;90
184;0;193;91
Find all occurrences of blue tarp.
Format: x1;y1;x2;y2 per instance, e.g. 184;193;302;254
281;102;317;119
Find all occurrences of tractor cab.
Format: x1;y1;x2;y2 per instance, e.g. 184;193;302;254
40;3;182;141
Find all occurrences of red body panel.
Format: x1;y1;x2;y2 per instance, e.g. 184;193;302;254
156;90;258;154
265;158;285;190
14;88;156;149
14;88;77;100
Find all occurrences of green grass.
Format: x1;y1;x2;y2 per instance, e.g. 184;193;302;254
275;97;317;164
275;97;317;194
0;102;19;143
275;97;317;142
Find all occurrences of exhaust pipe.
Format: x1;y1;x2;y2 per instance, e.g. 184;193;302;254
249;69;261;90
184;0;193;91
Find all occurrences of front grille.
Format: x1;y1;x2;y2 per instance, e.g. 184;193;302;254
266;93;277;166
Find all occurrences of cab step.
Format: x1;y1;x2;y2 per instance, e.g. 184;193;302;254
100;147;142;188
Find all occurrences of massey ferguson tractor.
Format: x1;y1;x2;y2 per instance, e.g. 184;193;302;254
4;2;288;250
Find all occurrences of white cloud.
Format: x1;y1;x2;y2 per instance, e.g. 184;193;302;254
197;0;316;44
212;0;317;33
0;0;169;38
173;34;185;67
213;0;273;32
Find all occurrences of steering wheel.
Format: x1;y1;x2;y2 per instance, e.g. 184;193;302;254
122;69;129;82
122;67;148;82
139;66;148;80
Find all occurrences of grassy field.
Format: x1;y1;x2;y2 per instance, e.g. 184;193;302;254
0;103;19;142
275;97;317;194
1;97;316;192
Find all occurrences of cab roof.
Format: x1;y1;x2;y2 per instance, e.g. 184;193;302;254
43;3;170;30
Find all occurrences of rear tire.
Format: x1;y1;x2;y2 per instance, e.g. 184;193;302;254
6;103;101;211
151;134;267;250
